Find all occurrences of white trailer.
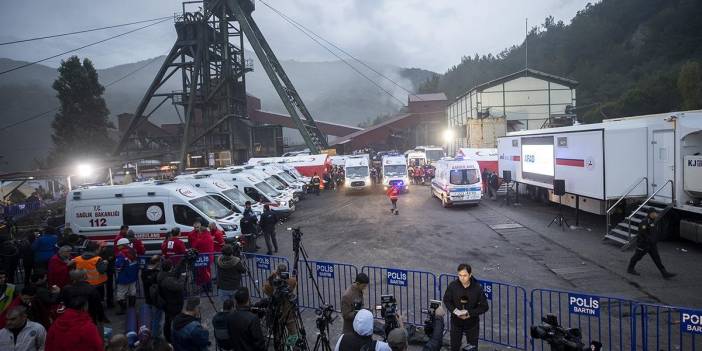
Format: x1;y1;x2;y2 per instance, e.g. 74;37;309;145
497;110;702;245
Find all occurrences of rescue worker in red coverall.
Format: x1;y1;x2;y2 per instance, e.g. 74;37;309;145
386;184;400;215
161;228;186;264
186;219;214;293
208;222;225;252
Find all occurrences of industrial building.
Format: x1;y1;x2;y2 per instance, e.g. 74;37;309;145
447;68;577;154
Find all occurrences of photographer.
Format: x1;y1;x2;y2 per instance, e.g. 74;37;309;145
226;287;266;351
262;264;298;335
341;273;369;334
334;309;391;351
156;259;187;343
216;244;246;304
442;264;488;351
422;305;446;351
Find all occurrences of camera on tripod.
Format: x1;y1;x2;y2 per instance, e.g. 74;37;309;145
375;294;399;338
271;271;295;301
422;299;442;335
531;314;595;351
184;248;199;263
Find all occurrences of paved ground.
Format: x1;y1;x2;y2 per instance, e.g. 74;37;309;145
105;184;702;350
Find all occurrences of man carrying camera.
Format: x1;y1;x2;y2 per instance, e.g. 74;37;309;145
226;287;266;351
262;264;298;337
442;264;489;351
335;309;391;351
341;273;369;334
421;304;446;351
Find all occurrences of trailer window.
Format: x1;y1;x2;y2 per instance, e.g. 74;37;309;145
123;202;166;225
173;205;205;227
450;169;480;185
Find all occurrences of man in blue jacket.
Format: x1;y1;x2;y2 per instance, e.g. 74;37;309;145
31;227;58;269
172;297;210;351
115;238;139;315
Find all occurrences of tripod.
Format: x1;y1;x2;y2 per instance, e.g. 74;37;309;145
291;228;335;351
547;195;570;230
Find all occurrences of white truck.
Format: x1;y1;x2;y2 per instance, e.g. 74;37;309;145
497;110;702;245
431;158;482;207
344;154;371;192
65;181;242;250
414;146;445;164
381;154;409;192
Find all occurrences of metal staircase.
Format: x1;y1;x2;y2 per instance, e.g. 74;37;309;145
604;179;674;249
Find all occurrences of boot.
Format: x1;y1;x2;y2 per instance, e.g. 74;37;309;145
116;300;126;315
128;296;136;308
662;270;677;279
627;268;640;276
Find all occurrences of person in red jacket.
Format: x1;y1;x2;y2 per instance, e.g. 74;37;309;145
386;184;400;215
185;220;206;249
161;228;186;263
208;222;225;252
48;246;72;289
191;223;214;292
46;297;103;351
112;225;129;255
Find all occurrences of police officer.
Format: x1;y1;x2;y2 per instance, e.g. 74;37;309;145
240;201;259;252
442;263;489;351
259;205;278;255
311;173;321;195
627;209;676;279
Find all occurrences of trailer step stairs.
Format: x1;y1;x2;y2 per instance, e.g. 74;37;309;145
604;201;672;248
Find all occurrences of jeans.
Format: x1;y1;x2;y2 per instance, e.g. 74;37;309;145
264;230;278;254
391;199;397;210
219;289;237;305
150;305;163;337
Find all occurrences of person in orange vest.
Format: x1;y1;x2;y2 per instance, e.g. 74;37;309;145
386;184;400;215
71;241;108;303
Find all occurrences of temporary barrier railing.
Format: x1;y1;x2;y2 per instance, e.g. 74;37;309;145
362;265;437;326
240;253;291;299
530;288;636;351
296;259;358;312
633;303;701;351
439;274;528;350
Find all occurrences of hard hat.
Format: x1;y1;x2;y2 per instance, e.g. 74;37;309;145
117;238;130;246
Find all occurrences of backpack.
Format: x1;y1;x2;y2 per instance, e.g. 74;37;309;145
212;312;234;350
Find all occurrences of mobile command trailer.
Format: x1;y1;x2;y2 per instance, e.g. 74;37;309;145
173;175;263;218
414;146;445;164
65;182;242;250
497;110;702;245
344;154;371;192
381;155;409;192
431;158;482;207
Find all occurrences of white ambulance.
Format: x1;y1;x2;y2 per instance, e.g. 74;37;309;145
381;154;409;192
344;154;371;192
173;175;263;219
431;158;482;207
65;181;242;249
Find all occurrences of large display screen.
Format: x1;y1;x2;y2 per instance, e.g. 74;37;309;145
521;136;555;184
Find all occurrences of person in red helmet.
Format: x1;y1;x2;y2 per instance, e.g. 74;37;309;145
386;184;400;215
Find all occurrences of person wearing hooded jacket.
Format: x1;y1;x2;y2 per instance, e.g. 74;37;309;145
442;263;489;351
216;244;246;304
171;297;209;351
334;309;391;351
45;297;103;351
157;259;186;343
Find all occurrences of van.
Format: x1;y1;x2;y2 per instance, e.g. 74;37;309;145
252;165;306;198
344;155;371;192
431;158;482;207
173;175;264;219
198;169;295;216
65;181;242;250
381;155;409;192
223;166;299;202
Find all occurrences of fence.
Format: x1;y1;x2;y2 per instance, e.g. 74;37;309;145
530;288;637;351
2;200;42;218
296;259;358;312
362;265;437;326
633;303;702;351
439;274;528;350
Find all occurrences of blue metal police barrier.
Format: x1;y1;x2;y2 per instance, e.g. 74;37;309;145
634;303;701;351
295;260;358;312
240;253;290;299
439;274;528;350
530;288;636;351
361;265;437;326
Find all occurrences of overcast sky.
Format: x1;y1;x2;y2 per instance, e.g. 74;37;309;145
0;0;592;73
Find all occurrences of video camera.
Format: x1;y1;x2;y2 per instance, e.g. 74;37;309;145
531;314;592;351
184;248;199;263
422;299;442;335
315;303;336;330
270;271;295;301
376;294;399;338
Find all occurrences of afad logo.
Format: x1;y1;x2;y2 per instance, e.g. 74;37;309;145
177;188;196;198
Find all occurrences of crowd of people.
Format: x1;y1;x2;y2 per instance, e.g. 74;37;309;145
407;164;435;185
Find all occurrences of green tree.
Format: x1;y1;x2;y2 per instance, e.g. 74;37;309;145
418;74;441;94
678;61;702;110
50;56;114;165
